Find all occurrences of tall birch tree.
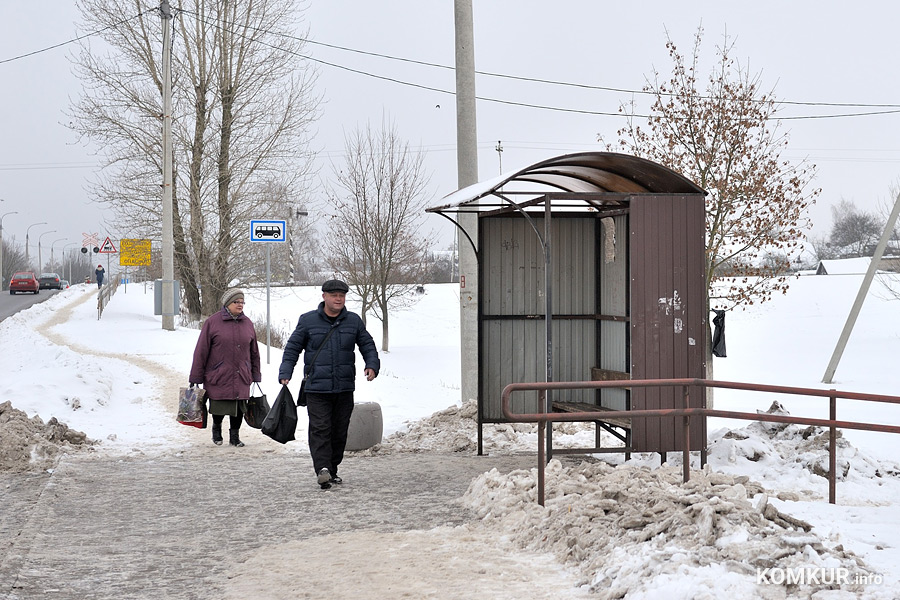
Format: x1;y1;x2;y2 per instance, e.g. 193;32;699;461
69;0;319;318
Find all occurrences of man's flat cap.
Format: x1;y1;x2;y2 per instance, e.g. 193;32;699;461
322;279;349;293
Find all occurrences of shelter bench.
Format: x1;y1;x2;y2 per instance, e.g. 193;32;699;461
549;368;632;458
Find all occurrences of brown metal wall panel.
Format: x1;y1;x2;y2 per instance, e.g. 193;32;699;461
630;195;706;453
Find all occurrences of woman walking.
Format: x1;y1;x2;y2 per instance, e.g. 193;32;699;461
190;288;261;447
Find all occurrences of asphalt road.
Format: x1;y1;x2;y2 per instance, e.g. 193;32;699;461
0;287;60;322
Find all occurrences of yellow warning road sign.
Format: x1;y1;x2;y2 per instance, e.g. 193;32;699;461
119;238;151;266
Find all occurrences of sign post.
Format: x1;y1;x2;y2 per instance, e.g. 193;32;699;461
249;220;286;363
119;239;152;293
98;236;118;291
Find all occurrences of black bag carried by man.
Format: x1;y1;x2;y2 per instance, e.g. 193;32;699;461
297;377;308;407
242;383;270;429
261;384;297;444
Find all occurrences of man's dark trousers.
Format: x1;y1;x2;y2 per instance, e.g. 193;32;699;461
306;391;354;476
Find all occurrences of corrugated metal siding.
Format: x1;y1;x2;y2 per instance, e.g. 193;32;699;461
630;195;707;452
480;216;596;421
598;215;629;410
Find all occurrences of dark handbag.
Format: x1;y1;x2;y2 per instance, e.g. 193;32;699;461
297;326;337;407
242;383;269;429
297;378;308;407
261;385;298;444
177;386;208;429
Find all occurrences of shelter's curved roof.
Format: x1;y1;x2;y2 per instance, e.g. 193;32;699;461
426;152;705;214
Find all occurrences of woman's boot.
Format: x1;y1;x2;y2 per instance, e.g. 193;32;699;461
212;423;223;445
229;429;245;447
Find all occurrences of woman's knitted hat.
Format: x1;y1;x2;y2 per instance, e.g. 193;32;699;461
221;288;244;308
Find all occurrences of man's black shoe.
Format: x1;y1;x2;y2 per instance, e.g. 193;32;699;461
317;467;332;488
330;475;342;484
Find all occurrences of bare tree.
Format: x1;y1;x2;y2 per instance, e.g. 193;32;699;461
324;118;432;351
2;238;27;286
603;27;819;316
69;0;319;318
806;234;839;264
829;199;881;258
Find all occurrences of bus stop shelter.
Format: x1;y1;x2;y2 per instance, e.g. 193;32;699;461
426;152;708;458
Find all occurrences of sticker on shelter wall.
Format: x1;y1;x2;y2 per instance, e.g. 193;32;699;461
674;318;683;333
602;217;616;263
658;290;682;315
689;338;696;345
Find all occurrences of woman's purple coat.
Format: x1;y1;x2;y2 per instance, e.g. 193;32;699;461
190;308;262;400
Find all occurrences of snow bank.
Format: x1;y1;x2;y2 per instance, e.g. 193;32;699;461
462;460;878;599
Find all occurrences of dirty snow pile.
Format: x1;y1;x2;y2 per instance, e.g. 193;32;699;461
359;398;601;455
462;460;874;599
707;401;900;505
0;401;95;473
363;398;900;598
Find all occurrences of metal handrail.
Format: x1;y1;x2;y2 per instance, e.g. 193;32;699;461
97;277;120;320
500;378;900;506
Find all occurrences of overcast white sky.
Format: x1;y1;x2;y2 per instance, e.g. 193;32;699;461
2;1;899;257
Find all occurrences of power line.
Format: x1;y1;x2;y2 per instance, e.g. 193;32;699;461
0;9;158;65
301;36;900;110
179;8;900;122
6;7;900;122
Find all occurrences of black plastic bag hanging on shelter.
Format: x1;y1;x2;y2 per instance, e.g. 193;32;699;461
711;310;727;358
261;385;298;444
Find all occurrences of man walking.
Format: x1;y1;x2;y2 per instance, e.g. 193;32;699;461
279;279;380;489
95;264;105;288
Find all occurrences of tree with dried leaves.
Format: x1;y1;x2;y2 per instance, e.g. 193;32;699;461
69;0;319;319
324;119;432;352
604;28;819;317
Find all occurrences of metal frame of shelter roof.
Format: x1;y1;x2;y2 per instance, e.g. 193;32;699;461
426;152;705;237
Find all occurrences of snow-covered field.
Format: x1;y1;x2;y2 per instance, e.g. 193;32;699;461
2;272;900;598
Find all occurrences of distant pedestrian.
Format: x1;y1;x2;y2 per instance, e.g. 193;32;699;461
279;279;380;489
189;288;261;447
95;265;105;288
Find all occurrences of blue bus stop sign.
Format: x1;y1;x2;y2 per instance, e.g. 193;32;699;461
249;220;286;242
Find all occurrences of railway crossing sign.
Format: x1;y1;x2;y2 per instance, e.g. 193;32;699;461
82;232;99;248
98;237;118;254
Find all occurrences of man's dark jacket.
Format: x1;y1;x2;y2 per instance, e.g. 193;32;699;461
278;303;380;393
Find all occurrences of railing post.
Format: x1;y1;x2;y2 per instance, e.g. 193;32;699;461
829;391;837;504
682;385;691;483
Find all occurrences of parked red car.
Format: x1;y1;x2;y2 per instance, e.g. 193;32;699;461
9;271;40;295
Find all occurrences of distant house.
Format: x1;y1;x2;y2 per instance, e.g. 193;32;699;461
816;258;871;275
879;256;900;273
815;256;900;275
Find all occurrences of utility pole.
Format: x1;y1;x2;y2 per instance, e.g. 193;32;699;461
454;0;479;413
25;222;47;272
495;140;503;175
160;1;176;330
288;207;308;285
38;230;57;274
